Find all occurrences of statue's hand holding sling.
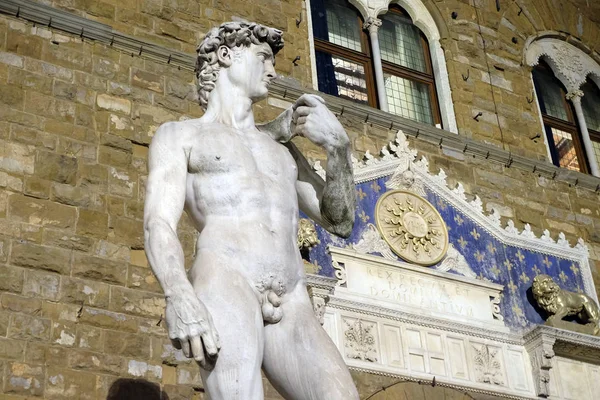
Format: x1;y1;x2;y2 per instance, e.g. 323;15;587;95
291;94;350;151
166;290;221;369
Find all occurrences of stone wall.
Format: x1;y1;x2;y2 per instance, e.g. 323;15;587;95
0;0;598;399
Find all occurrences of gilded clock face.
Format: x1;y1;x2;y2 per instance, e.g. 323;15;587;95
375;190;449;266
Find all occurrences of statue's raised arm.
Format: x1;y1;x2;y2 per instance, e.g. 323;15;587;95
261;94;356;238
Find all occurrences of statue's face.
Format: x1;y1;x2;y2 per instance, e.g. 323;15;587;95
227;42;277;102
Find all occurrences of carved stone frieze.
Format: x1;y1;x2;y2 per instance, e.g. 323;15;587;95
343;318;378;362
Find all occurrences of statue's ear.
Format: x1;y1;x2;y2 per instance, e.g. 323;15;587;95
217;46;232;68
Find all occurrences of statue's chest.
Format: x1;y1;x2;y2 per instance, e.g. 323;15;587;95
187;130;295;181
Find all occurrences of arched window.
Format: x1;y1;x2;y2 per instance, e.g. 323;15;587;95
525;37;600;176
310;1;441;126
532;62;600;174
532;62;583;171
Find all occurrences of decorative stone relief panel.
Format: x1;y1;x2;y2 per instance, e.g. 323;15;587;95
471;343;505;386
342;317;379;363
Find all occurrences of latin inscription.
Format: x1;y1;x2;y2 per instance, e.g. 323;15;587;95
365;266;475;317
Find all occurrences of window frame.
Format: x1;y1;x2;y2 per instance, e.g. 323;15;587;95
313;33;378;108
533;61;596;174
311;1;442;126
379;6;442;126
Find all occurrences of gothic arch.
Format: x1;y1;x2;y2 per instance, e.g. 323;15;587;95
524;36;600;92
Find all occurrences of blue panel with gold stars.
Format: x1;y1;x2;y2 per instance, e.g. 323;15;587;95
306;175;587;332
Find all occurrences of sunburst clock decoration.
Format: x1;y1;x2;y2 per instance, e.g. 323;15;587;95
375;190;449;266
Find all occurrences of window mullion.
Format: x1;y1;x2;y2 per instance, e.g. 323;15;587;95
567;92;600;177
364;17;388;112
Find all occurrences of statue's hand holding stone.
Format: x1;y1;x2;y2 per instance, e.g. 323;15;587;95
166;290;220;369
291;94;349;152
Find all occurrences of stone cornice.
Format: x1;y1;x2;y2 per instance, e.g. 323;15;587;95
347;366;537;400
2;0;600;192
0;0;196;71
524;325;600;359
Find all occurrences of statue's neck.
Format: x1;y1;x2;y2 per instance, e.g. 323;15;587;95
203;81;256;130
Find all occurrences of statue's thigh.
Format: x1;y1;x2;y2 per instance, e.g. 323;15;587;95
194;272;265;400
262;284;359;400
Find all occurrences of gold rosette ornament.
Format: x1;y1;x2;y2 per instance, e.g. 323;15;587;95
375;190;448;266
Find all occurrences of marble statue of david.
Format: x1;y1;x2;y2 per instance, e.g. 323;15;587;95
143;21;359;399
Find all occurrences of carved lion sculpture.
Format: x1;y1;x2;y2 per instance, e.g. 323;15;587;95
532;274;600;335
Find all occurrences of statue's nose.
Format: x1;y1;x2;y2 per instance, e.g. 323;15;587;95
266;69;277;80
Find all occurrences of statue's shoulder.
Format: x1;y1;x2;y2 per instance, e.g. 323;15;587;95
154;119;199;138
152;119;213;148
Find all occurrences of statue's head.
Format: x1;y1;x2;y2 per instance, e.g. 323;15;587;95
196;21;284;109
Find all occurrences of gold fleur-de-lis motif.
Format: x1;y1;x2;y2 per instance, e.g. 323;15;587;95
542;256;552;269
490;265;500;276
532;265;541;276
454;214;464;226
486;242;497;255
512;304;524;317
436;199;447;210
570;263;579;275
356;188;367;200
576;285;583;294
457;236;468;250
559;271;568;283
370;181;381;193
474;250;485;262
358;210;369;223
515;250;525;263
519;271;530;284
507;280;518;294
470;228;480;240
503;259;513;271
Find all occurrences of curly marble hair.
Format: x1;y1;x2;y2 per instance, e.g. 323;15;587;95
195;21;284;109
